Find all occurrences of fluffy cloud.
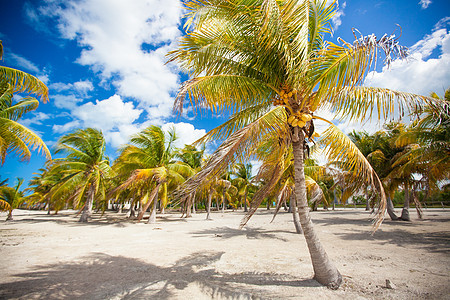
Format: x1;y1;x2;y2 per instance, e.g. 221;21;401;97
29;0;182;123
50;80;94;95
71;94;144;147
161;122;207;149
331;1;346;30
364;26;450;97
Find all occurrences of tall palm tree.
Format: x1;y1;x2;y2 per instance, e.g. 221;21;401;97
112;126;193;223
49;128;111;222
0;177;25;220
0;42;50;164
169;0;438;288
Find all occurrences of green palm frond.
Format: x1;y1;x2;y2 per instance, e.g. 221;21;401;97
0;117;51;164
319;123;386;229
0;66;49;102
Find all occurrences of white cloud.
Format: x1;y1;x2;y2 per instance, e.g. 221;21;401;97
161;122;206;149
419;0;431;9
20;112;51;127
50;79;94;95
72;94;142;130
325;0;346;30
52;120;81;133
52;94;84;109
31;0;183;121
364;21;450;98
5;52;40;74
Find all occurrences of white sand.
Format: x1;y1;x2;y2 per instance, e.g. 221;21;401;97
0;208;449;299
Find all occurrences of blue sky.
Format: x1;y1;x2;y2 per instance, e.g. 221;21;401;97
1;0;449;186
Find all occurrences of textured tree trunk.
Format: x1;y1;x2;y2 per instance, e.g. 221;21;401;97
79;185;95;222
192;201;196;215
290;194;302;234
206;193;212;220
401;183;411;221
243;189;248;212
221;191;226;214
148;193;158;224
386;195;399;220
137;183;161;222
292;128;341;289
185;195;192;218
6;210;13;221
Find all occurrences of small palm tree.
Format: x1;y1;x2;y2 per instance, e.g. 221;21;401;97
0;178;25;220
49;128;111;222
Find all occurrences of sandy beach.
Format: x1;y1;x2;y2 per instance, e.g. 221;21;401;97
0;208;449;299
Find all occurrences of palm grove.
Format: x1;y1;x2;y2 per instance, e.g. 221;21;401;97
1;1;448;290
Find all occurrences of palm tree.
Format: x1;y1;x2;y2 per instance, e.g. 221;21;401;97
0;42;50;164
232;163;253;212
168;0;439;288
112;126;193;223
26;167;64;214
48;128;111;222
0;177;25;220
395;90;450;201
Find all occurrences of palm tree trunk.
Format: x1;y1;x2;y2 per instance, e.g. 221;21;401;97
401;183;411;221
292;128;341;289
137;183;161;222
6;210;13;221
79;185;95;222
206;193;212;220
365;189;370;211
290;194;302;234
185;194;192;218
221;191;226;214
386;195;398;220
148;193;158;224
243;188;248;212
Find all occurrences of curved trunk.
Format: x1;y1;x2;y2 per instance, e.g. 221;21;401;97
148;192;158;224
137;183;162;222
79;185;95;222
6;210;13;221
292;129;342;289
206;193;212;220
386;195;399;220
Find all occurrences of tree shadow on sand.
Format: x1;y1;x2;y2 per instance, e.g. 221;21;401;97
191;226;293;242
0;252;320;299
336;229;450;254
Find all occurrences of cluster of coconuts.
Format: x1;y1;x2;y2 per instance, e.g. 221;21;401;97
272;88;297;106
287;111;312;128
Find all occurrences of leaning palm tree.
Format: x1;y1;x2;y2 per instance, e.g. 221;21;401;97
0;42;50;164
168;0;439;288
0;177;25;220
48;128;111;222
